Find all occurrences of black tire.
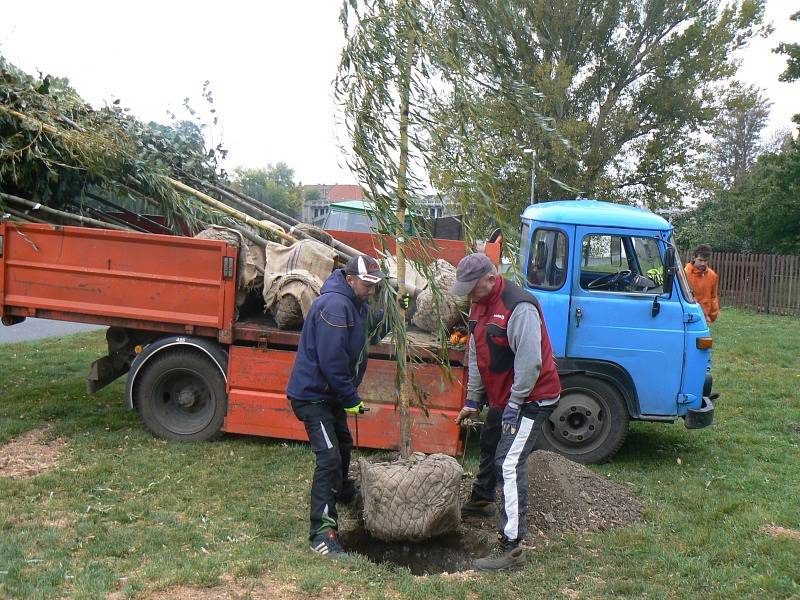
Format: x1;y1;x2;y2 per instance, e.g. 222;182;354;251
134;348;227;442
535;375;629;464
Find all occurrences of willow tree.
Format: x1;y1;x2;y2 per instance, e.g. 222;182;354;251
336;0;549;456
428;0;768;213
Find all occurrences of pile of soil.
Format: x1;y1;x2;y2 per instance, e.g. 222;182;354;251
459;450;643;542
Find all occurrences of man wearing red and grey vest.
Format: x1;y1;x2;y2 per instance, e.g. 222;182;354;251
453;253;561;571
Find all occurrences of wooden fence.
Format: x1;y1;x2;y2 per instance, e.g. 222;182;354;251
700;252;800;316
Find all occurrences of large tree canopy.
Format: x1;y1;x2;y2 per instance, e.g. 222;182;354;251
429;0;767;213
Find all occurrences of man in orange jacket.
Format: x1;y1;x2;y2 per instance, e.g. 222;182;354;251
684;244;720;324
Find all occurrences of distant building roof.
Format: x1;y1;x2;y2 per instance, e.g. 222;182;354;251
327;184;364;201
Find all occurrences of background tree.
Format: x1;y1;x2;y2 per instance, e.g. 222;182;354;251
674;9;800;255
429;0;768;214
708;84;771;190
303;188;321;203
674;131;800;255
231;163;303;218
774;9;800;125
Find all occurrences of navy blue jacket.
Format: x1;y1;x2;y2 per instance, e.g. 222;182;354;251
287;269;372;408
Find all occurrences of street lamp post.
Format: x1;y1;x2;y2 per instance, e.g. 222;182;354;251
523;148;536;205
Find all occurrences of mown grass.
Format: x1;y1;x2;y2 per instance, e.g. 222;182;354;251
1;309;799;599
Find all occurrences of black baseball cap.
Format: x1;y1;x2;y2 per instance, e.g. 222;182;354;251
344;255;387;284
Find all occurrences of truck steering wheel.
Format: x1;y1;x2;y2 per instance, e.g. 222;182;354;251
587;269;632;290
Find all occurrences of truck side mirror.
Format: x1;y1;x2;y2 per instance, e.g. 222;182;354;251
663;246;676;296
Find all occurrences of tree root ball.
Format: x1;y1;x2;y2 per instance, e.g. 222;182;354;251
359;453;463;542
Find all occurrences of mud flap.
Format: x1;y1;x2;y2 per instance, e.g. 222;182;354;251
685;396;714;429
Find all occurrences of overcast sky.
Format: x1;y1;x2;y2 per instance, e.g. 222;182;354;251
1;1;797;187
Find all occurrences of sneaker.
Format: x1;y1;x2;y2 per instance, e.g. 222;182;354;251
461;499;495;518
473;539;525;571
310;529;345;557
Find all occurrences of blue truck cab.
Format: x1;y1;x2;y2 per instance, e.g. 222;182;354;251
520;200;715;463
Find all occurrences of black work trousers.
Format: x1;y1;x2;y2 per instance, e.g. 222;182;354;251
470;402;555;542
290;399;353;540
470;406;503;503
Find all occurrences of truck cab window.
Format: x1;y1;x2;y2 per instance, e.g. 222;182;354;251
580;234;665;294
527;228;567;290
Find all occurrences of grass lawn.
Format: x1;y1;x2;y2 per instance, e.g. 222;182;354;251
1;308;799;599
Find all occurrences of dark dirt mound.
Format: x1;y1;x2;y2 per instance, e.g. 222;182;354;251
459;450;642;541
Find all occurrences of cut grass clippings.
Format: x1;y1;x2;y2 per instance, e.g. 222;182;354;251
1;309;799;598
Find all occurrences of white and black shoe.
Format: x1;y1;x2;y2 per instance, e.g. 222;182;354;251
310;529;345;557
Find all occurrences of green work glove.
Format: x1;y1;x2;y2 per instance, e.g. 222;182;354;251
647;268;664;285
398;293;411;310
344;400;366;415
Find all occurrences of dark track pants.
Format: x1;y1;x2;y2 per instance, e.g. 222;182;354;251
290;399;353;540
470;406;503;503
471;402;555;542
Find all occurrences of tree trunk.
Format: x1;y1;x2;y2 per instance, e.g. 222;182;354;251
396;10;417;459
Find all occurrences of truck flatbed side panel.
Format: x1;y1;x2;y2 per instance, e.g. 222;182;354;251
232;316;466;363
0;223;237;334
224;345;465;455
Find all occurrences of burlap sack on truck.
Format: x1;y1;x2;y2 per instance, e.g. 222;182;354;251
411;258;469;333
194;226;265;307
263;239;337;329
359;453;463;542
291;223;334;247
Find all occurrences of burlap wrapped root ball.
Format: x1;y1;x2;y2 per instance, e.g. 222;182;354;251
263;239;336;330
291;223;334;246
274;294;303;329
411;259;470;333
194;226;265;307
359;453;463;542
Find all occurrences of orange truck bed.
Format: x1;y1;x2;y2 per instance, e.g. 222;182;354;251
0;223;238;341
0;221;474;455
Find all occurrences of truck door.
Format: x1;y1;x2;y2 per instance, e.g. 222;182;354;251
566;227;684;416
520;223;573;357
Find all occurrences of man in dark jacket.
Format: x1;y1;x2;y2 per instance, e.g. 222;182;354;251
287;254;385;557
453;253;561;571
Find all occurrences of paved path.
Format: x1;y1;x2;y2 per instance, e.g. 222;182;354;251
0;318;105;344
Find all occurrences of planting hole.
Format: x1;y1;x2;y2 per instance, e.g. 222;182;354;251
340;528;491;574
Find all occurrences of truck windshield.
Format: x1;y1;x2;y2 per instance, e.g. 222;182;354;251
324;210;378;232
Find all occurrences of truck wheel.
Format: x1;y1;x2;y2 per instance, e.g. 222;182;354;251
134;349;227;442
535;375;628;464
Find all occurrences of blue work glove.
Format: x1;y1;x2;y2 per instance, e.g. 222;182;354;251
344;400;366;415
456;397;484;424
464;398;483;411
502;401;522;434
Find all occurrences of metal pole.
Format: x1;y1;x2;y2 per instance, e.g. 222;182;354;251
524;148;536;205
